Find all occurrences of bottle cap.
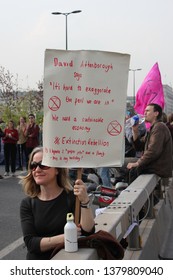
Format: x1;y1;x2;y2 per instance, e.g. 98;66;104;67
131;115;139;126
66;213;74;221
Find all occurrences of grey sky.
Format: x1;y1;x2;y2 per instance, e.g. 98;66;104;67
0;0;172;95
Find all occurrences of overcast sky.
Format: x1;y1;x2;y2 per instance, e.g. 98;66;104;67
0;0;172;96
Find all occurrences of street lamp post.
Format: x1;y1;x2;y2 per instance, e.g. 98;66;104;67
129;68;142;104
52;10;82;50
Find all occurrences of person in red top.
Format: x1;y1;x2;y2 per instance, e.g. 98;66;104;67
3;120;19;176
25;114;40;168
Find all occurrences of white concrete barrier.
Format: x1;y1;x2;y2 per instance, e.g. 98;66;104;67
52;174;173;260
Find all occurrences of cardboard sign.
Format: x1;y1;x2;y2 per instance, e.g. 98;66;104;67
42;49;130;168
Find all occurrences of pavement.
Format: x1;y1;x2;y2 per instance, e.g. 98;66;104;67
0;164;27;178
0;164;27;260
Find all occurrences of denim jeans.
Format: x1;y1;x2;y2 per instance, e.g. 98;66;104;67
98;167;112;187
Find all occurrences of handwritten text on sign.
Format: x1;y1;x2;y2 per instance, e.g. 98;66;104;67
42;50;130;168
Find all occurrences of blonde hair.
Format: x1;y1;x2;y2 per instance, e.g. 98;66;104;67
20;146;72;197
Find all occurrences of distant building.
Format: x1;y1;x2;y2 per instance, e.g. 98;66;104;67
163;84;173;115
126;96;134;107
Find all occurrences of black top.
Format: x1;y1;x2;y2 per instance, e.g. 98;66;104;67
20;190;86;259
0;128;4;138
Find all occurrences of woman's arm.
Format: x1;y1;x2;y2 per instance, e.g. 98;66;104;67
73;179;95;233
40;234;64;252
20;198;41;253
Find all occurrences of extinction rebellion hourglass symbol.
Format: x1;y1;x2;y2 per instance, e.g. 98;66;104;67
48;96;61;111
107;120;122;136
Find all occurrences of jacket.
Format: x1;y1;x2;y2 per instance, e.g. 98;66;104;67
51;230;124;260
2;128;19;144
133;121;172;178
26;124;39;148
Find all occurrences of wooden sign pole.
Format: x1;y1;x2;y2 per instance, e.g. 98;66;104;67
74;168;83;226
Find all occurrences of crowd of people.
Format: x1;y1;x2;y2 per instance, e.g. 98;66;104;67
0;113;40;178
0;105;173;184
0;103;173;260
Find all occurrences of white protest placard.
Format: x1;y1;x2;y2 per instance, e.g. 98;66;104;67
42;49;130;168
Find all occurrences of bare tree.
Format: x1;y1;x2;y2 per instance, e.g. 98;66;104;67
0;66;19;119
0;67;44;125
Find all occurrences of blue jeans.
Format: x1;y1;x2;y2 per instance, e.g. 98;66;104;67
98;167;112;187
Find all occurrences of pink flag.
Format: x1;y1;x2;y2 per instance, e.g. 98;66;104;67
134;62;165;115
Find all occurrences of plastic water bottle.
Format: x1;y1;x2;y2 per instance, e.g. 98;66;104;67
125;114;145;128
64;213;78;252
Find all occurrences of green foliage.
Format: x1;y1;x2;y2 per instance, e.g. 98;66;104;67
0;66;44;127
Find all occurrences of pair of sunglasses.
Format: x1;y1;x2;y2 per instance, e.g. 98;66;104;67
30;161;50;171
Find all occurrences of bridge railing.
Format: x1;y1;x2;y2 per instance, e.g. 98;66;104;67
92;174;160;250
52;174;167;260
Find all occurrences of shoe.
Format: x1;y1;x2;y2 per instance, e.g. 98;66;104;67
115;182;128;191
12;172;16;177
16;167;23;171
0;175;3;179
4;172;9;176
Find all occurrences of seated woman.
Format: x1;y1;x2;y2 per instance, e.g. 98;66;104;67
20;146;95;260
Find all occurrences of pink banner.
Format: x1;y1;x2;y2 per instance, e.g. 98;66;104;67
134;62;165;115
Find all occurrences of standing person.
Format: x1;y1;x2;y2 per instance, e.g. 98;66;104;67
20;147;95;260
166;113;173;165
127;103;172;183
0;127;5;179
166;112;173;141
3;120;19;176
16;116;27;170
25;114;40;168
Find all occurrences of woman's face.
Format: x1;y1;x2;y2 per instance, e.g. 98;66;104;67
8;121;14;129
31;151;58;186
20;117;25;124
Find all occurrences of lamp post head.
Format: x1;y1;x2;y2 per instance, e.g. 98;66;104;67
52;12;62;15
71;10;82;14
52;10;82;16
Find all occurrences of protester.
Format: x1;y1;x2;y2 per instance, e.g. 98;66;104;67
20;146;95;260
166;112;173;141
25;114;39;168
16;116;27;170
3;120;19;176
114;109;146;185
0;127;5;179
125;109;146;158
161;112;168;123
127;103;172;183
